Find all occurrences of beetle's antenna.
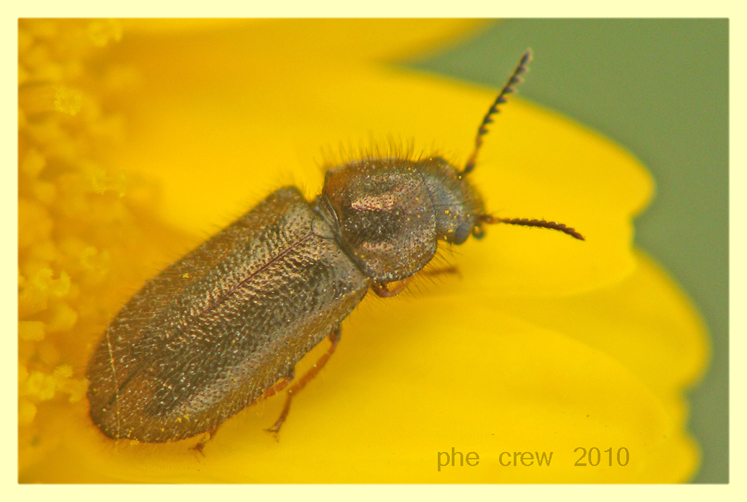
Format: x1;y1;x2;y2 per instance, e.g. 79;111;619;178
479;215;585;241
461;50;532;177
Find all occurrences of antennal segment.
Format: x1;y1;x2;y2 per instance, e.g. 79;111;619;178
461;50;532;177
479;215;585;241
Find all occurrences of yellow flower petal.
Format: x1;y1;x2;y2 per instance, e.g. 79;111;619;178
496;250;708;399
121;18;487;62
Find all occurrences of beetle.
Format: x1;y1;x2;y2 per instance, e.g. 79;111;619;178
86;50;583;444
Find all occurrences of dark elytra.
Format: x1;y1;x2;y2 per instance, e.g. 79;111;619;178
86;51;583;443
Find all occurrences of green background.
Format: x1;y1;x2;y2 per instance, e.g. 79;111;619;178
411;19;728;483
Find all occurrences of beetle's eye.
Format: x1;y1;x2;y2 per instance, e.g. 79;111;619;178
453;222;472;245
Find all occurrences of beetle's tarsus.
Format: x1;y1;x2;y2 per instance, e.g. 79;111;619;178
191;429;217;456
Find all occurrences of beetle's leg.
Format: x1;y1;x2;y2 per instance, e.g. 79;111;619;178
372;267;459;299
265;326;341;439
191;368;296;453
371;277;412;298
421;265;460;278
191;427;219;457
259;368;296;400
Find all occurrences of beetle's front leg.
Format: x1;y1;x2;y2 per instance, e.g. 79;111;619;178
371;265;460;298
371;278;412;298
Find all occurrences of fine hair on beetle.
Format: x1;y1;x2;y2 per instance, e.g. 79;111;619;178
85;50;583;447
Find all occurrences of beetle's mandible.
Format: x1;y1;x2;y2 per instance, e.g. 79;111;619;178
86;50;584;444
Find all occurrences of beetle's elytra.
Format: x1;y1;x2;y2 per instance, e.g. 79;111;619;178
86;51;583;443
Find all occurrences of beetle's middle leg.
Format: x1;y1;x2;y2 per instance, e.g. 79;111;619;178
191;368;296;454
265;325;341;439
259;368;296;400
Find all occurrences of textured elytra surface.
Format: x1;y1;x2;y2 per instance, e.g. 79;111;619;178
86;187;369;442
